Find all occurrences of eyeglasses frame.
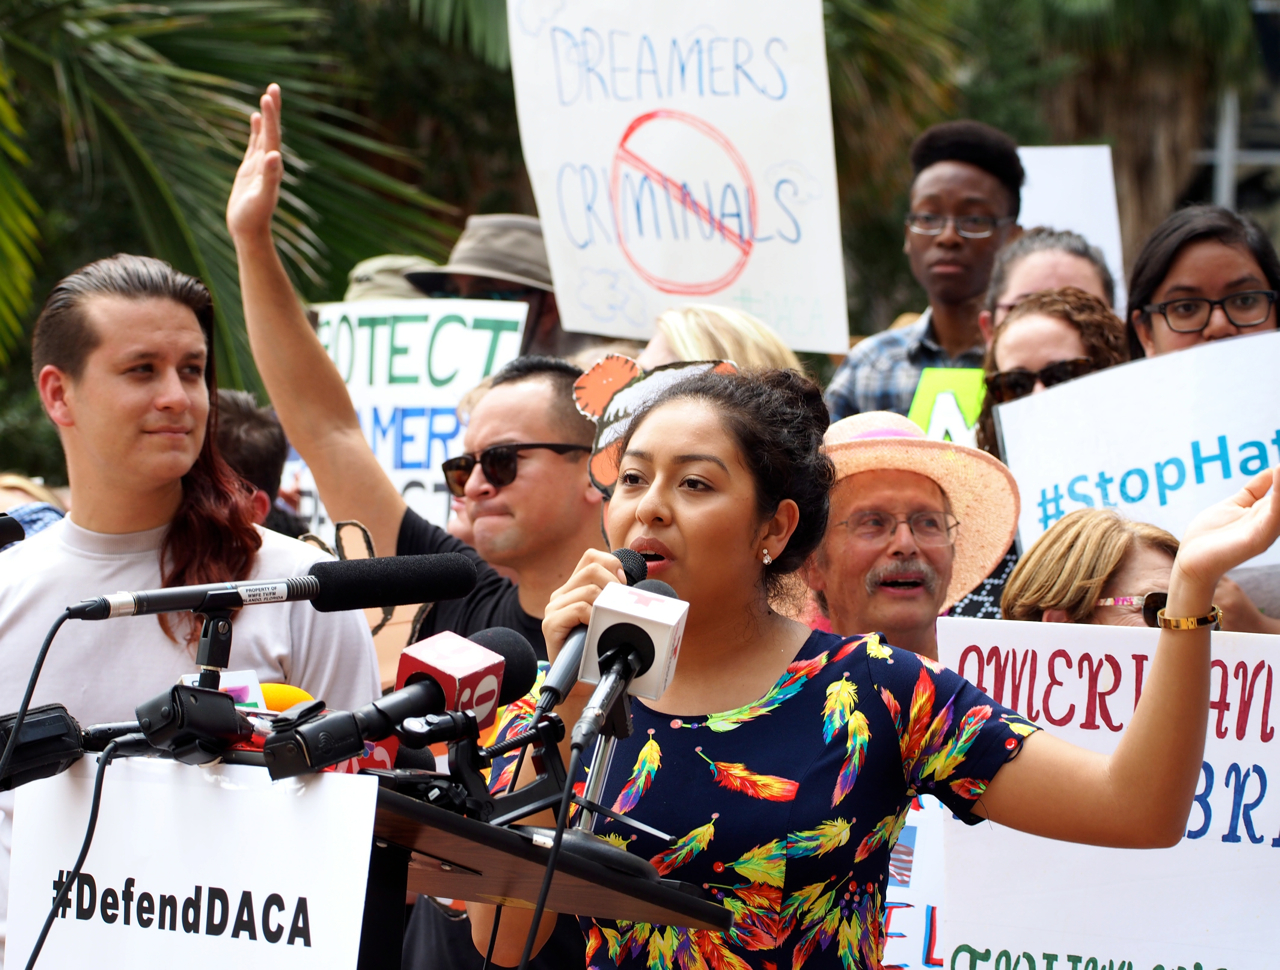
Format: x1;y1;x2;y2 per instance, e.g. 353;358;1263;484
835;510;960;548
1142;290;1278;333
441;442;590;497
905;213;1016;239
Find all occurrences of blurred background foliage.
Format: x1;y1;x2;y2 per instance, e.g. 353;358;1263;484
0;0;1270;484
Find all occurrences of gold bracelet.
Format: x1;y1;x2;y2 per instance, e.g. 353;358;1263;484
1156;605;1222;630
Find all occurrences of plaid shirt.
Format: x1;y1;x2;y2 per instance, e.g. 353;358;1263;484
825;309;986;419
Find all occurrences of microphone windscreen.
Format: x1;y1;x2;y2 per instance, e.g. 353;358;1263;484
261;683;313;713
309;554;477;613
611;548;647;587
634;578;677;599
468;628;539;705
0;513;24;548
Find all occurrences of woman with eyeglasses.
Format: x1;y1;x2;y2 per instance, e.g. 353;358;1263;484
1127;205;1280;359
974;286;1128;460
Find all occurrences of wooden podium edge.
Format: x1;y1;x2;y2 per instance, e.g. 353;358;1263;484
373;788;732;932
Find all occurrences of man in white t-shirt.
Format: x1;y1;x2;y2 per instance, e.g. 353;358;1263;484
0;253;380;964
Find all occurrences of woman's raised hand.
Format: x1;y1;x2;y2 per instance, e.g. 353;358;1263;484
1175;466;1280;594
226;84;284;243
542;549;629;661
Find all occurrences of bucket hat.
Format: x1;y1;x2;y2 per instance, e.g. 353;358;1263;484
405;214;554;294
823;412;1020;611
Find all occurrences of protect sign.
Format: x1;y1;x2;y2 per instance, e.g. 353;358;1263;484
283;298;526;541
937;617;1280;970
996;330;1280;569
8;758;377;968
507;0;848;352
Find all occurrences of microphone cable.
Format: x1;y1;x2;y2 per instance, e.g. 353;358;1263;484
516;745;583;970
0;609;72;791
22;738;119;970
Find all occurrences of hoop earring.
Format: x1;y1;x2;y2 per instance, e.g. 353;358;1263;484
761;550;772;566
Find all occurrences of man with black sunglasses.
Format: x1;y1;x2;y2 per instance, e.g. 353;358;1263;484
826;120;1023;419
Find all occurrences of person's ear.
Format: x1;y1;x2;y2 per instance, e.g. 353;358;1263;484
759;498;800;562
584;479;604;508
1041;608;1071;623
978;310;995;347
799;553;826;594
249;489;272;525
1131;311;1156;357
37;365;76;429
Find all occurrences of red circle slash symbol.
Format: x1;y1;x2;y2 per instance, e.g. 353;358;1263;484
610;110;757;296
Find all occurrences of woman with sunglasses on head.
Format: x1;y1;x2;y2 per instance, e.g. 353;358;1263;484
471;366;1280;969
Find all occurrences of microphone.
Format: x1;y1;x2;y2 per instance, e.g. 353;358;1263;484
65;553;478;620
570;579;686;752
0;512;24;548
537;549;647;713
263;627;538;780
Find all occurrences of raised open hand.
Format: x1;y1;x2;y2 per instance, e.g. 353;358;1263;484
226;84;283;242
1175;466;1280;592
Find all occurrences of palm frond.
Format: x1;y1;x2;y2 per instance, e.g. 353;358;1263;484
409;0;510;70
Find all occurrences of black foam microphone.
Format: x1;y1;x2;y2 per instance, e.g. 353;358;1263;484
0;513;24;548
65;553;478;620
537;549;647;712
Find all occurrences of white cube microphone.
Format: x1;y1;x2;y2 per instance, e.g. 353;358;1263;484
577;581;688;701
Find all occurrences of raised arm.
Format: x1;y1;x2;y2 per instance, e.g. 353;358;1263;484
980;466;1280;847
226;84;406;557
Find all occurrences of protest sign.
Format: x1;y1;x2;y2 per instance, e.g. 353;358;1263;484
8;759;377;968
506;0;848;352
908;367;986;446
1018;146;1127;313
996;330;1280;569
937;616;1280;970
281;298;526;544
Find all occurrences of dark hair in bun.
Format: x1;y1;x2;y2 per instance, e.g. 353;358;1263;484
619;368;834;594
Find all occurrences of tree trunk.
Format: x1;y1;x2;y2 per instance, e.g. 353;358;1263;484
1045;55;1209;270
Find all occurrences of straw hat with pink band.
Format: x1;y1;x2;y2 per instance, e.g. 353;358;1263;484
822;411;1021;611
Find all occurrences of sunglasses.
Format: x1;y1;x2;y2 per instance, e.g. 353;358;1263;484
441;443;590;497
985;358;1096;404
1094;592;1168;628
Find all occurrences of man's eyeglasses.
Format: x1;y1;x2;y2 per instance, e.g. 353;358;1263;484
441;443;590;497
1094;592;1167;628
906;213;1015;239
1143;290;1277;333
985;358;1096;404
836;510;959;547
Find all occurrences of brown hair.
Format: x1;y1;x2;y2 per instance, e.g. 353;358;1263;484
975;287;1128;458
1001;509;1179;622
214;390;288;498
32;254;261;643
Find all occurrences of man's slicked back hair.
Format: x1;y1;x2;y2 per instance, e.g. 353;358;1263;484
489;355;595;445
910;120;1025;219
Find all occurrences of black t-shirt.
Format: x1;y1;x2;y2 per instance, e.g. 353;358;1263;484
396;508;547;659
394;509;583;970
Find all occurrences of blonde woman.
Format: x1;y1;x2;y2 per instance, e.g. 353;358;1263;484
1003;509;1280;633
636;304;802;372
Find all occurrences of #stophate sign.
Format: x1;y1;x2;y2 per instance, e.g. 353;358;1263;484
938;618;1280;970
507;0;848;352
996;331;1280;569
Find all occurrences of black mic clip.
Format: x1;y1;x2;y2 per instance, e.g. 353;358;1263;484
135;684;252;766
396;710;477;749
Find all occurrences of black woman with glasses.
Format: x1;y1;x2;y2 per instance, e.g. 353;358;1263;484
1127;205;1280;359
826;120;1024;419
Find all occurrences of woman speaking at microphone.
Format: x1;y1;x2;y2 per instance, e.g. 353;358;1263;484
472;368;1280;969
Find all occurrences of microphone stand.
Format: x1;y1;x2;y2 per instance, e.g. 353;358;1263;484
576;691;632;833
194;608;236;689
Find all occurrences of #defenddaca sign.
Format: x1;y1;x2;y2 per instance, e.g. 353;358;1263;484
996;331;1280;569
507;0;848;353
938;617;1280;970
7;758;377;968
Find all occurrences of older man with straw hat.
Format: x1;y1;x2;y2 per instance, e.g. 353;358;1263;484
803;411;1019;659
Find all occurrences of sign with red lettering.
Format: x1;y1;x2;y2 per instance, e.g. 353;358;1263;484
938;617;1280;969
507;0;848;352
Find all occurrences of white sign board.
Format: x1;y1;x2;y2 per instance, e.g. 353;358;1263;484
938;617;1280;970
283;298;526;543
507;0;848;352
997;330;1280;569
8;758;377;968
1018;145;1127;313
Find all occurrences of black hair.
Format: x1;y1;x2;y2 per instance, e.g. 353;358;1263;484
910;120;1024;219
619;368;834;596
214;389;289;499
1126;205;1280;358
986;227;1115;311
490;354;595;445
